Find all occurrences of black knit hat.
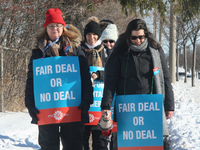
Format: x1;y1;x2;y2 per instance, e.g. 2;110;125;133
84;21;101;39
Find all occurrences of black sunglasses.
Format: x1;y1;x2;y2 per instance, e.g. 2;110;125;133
103;40;115;43
130;35;145;40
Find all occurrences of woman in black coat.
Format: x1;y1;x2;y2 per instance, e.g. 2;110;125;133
25;8;93;150
100;19;174;147
81;16;109;150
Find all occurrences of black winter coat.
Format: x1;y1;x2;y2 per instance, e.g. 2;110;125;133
25;46;93;124
101;46;174;113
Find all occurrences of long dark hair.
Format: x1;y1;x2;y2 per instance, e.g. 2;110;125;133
113;19;161;55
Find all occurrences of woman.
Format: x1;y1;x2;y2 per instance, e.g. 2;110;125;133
81;16;108;150
25;8;93;150
101;23;118;51
100;19;174;149
90;23;118;81
100;23;118;150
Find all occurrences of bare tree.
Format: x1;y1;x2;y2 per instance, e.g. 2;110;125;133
188;19;200;87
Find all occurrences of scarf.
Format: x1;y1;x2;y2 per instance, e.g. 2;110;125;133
129;38;148;52
149;45;169;137
85;39;102;49
37;34;73;57
82;44;104;67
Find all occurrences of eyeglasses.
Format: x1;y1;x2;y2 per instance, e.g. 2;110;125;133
103;40;115;43
47;24;63;29
130;35;145;40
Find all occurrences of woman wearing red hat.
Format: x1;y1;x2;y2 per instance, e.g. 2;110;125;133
25;8;93;150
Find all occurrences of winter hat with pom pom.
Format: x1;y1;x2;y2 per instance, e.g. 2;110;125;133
101;24;118;42
84;16;101;39
43;8;65;28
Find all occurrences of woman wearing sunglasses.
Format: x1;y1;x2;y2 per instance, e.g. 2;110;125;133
100;23;118;150
100;19;174;150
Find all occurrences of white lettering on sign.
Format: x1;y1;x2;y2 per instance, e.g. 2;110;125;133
93;91;103;98
93;81;104;88
90;101;101;107
54;91;75;100
55;64;77;73
136;130;157;139
133;116;144;126
118;103;135;112
36;65;53;76
40;93;51;102
50;78;62;87
138;102;160;111
123;131;134;140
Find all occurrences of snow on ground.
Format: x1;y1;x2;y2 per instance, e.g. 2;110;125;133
0;112;39;150
0;78;200;150
168;78;200;150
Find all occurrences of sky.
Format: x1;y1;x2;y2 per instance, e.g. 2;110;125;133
0;78;200;150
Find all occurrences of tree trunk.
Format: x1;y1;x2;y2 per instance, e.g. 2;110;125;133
176;48;179;81
183;44;187;83
192;39;197;87
153;10;157;40
159;17;163;46
169;3;176;83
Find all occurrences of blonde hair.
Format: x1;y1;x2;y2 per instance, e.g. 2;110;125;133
36;24;82;48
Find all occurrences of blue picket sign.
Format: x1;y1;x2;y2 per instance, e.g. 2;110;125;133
116;94;163;149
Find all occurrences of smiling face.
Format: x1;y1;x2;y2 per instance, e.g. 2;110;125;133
102;39;115;49
47;23;63;41
86;33;98;46
130;29;145;46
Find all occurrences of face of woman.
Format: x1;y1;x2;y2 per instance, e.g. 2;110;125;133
130;29;145;46
102;39;115;49
86;33;98;46
47;23;63;41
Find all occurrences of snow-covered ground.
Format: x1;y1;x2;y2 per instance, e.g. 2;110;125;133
168;78;200;150
0;78;200;150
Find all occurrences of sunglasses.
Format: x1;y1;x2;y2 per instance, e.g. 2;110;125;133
103;40;115;43
130;35;145;40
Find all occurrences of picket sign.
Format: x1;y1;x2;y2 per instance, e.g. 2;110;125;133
116;94;163;150
85;66;104;125
33;56;81;125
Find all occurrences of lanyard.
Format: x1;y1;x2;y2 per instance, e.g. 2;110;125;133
42;37;60;58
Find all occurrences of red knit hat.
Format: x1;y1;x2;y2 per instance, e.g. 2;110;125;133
43;8;65;28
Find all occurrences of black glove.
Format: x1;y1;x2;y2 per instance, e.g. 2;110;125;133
27;105;39;124
78;102;90;113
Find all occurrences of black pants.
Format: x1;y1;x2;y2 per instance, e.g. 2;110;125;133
39;122;84;150
84;126;108;150
110;132;118;150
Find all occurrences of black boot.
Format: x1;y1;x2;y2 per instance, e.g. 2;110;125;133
163;136;170;150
